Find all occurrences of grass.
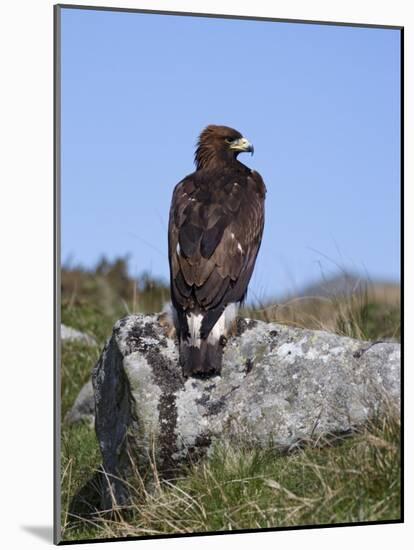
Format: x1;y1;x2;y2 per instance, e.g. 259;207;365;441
59;259;401;542
244;281;400;342
61;411;401;541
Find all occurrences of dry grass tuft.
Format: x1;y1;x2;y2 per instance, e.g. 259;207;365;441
244;279;400;342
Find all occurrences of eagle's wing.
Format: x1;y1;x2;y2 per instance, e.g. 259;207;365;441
168;170;265;337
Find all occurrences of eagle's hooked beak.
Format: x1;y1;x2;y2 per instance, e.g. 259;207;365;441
229;137;254;156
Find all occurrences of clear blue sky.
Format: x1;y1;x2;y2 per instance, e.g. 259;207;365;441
60;7;401;300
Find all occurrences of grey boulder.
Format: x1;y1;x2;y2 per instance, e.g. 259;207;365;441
85;313;400;511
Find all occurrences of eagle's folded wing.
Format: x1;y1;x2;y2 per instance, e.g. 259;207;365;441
168;171;265;317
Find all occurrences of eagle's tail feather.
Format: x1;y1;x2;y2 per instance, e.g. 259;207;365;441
178;305;237;378
179;339;223;378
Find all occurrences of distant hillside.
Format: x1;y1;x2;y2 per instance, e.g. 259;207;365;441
293;272;400;301
61;259;400;343
61;257;170;342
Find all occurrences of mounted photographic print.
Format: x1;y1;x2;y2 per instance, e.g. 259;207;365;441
54;4;403;545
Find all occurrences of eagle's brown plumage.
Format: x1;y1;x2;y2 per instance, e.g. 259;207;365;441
168;125;266;377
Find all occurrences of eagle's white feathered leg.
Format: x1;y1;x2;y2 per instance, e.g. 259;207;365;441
187;312;203;348
207;303;238;344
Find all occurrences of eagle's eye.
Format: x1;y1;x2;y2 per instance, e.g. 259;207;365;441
225;137;234;144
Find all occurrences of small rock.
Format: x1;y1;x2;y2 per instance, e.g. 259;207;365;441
61;324;97;347
64;381;95;427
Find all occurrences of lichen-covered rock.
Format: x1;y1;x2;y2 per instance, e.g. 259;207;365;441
88;313;400;510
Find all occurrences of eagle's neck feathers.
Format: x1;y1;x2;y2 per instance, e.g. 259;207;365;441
194;144;243;171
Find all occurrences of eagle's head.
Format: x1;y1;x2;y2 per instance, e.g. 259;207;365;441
194;124;254;170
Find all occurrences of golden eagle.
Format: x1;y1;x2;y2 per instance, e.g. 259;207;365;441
168;125;266;377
